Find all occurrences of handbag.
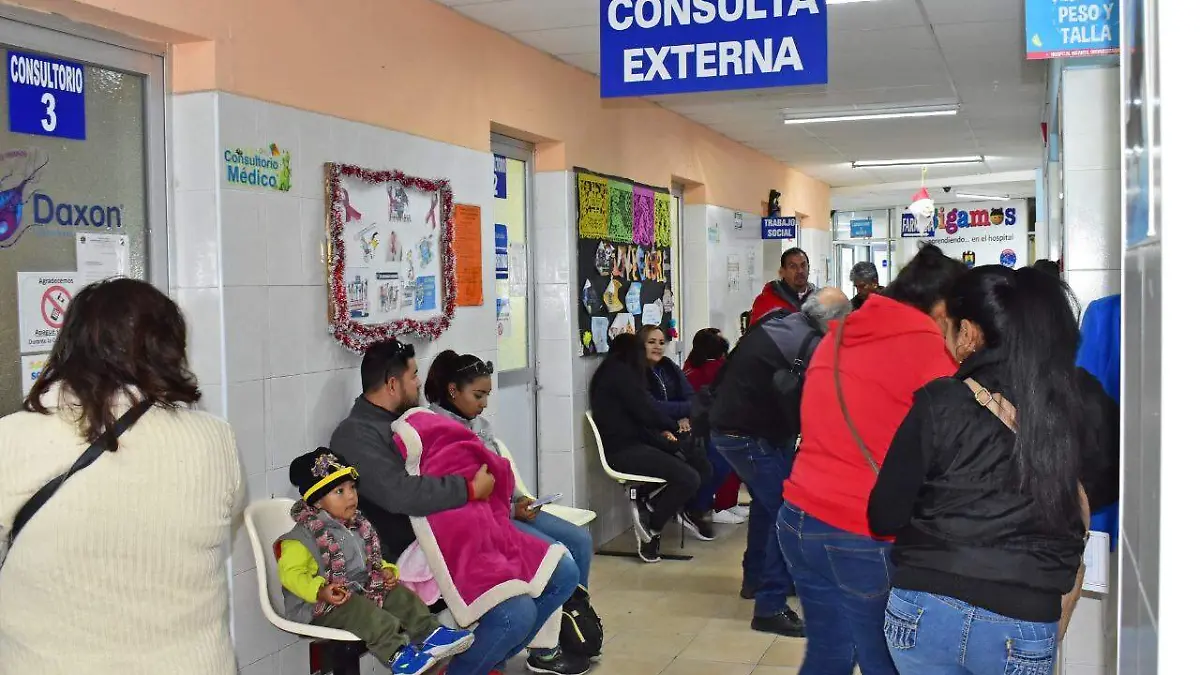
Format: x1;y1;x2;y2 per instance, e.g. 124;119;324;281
0;399;152;571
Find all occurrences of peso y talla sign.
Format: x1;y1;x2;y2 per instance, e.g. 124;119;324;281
600;0;830;97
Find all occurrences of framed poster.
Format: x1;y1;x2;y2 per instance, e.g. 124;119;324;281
325;163;456;352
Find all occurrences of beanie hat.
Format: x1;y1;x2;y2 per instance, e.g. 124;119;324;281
289;448;359;505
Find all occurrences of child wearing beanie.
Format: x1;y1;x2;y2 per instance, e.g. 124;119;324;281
278;449;473;675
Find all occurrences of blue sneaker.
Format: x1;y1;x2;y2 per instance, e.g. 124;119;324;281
421;625;475;660
390;644;435;675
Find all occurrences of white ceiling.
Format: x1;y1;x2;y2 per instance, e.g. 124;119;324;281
433;0;1046;209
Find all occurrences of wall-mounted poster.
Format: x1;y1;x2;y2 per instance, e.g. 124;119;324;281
326;163;456;352
899;199;1032;270
575;168;674;356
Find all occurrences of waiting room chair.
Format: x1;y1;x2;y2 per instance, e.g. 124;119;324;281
244;499;367;675
494;439;596;527
584;411;692;561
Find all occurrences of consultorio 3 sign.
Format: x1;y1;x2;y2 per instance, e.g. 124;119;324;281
601;0;830;97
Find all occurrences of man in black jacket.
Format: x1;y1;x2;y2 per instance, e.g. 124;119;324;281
710;287;852;638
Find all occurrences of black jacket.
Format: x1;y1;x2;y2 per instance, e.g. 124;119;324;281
647;359;694;421
709;311;824;444
868;351;1120;622
590;359;678;453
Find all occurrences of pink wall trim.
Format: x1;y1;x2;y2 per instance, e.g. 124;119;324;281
8;0;829;224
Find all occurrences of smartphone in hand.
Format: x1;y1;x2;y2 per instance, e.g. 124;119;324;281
529;493;564;509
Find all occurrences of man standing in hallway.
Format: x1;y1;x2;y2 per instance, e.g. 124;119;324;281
850;261;883;311
709;287;853;637
749;247;817;325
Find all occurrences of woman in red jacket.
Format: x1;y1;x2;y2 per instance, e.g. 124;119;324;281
777;245;966;675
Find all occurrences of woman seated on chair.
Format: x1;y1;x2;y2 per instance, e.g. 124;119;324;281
425;350;595;589
589;333;711;564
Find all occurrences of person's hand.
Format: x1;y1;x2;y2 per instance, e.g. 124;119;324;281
514;496;539;523
471;465;495;501
678;418;692;434
382;568;399;591
318;580;350;606
661;430;678;443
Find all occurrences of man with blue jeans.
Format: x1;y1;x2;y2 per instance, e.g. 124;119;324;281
708;288;851;637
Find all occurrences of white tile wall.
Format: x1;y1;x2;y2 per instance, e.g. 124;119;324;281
173;92;499;674
1058;64;1121;675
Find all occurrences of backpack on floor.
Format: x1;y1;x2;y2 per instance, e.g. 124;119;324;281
559;585;603;660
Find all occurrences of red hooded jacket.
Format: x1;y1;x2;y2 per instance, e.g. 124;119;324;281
749;280;812;325
783;294;957;538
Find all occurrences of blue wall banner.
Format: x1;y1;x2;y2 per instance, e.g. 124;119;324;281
1025;0;1118;60
761;216;797;240
600;0;829;98
495;224;509;279
849;218;873;238
7;50;86;140
493;155;507;199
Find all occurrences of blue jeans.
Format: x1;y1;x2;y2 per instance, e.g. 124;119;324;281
712;432;793;618
689;438;735;512
515;511;594;587
777;504;897;675
447;555;579;675
885;589;1059;675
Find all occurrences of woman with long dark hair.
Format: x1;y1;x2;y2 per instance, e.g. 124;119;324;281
868;266;1091;674
424;350;595;589
778;244;966;675
589;333;708;563
0;278;243;675
682;329;744;525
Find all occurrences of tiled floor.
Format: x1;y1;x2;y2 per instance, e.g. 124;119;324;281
584;522;808;675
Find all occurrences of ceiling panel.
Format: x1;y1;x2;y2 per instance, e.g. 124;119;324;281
430;0;1048;191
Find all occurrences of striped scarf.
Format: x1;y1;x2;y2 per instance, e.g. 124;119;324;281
290;500;388;617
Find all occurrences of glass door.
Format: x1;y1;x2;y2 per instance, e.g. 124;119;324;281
490;135;538;491
834;241;892;301
0;10;166;414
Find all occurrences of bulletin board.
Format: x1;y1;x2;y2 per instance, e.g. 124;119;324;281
325;163;457;352
576;168;675;356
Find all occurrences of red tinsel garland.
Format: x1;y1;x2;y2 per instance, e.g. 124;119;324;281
326;163;457;353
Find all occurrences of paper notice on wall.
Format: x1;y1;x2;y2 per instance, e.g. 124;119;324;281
727;255;741;292
17;272;78;354
1082;531;1111;594
642;300;664;326
496;298;512;337
509;242;527;298
20;353;49;397
75;233;129;283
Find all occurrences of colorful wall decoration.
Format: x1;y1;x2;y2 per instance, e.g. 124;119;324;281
576;168;674;356
325;163;457;352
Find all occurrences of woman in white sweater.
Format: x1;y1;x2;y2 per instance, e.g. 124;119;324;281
0;278;244;675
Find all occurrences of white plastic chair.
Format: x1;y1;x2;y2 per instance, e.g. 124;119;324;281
494;439;596;527
244;499;366;673
584;411;691;561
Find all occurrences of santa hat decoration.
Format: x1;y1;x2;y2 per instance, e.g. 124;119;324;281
909;186;936;231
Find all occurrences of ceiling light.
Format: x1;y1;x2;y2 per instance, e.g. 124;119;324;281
851;156;985;169
784;105;958;125
956;192;1012;201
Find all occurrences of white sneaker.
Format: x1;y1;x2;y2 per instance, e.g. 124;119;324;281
713;509;746;525
729;505;750;518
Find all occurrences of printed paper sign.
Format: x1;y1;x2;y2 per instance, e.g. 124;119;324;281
494;154;507;199
75;232;129;283
761;216;797;240
20;353;49;397
223;144;292;191
18;271;78;353
7;50;86;140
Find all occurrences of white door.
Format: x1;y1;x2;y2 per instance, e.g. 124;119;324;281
0;10;168;415
490;136;538;491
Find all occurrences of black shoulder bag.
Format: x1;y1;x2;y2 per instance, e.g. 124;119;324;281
0;400;153;569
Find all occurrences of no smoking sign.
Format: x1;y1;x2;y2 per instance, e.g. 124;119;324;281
17;271;78;353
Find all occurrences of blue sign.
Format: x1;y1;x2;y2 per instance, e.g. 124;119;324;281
1025;0;1118;60
7;50;86;140
600;0;829;98
849;218;873;238
495;224;509;279
761;216;797;240
493;154;507;199
414;275;438;311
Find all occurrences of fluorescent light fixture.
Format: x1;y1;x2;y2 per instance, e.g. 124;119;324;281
851;156;985;169
956;192;1012;201
784;105;958;125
